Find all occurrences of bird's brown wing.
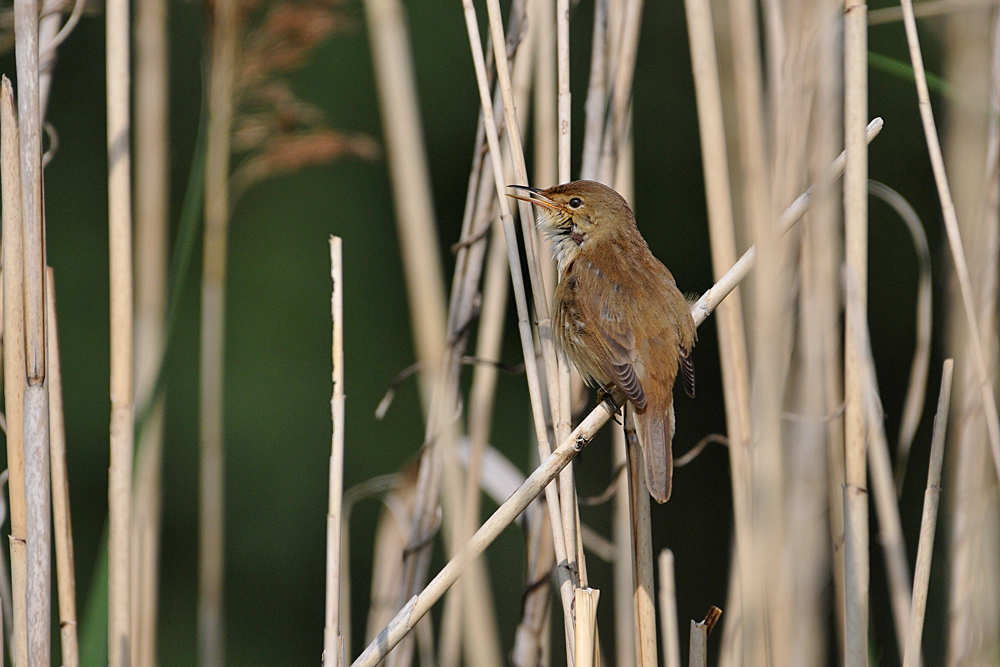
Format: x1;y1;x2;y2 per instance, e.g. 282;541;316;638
579;276;647;409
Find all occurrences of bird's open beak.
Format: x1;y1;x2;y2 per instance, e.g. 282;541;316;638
506;185;560;211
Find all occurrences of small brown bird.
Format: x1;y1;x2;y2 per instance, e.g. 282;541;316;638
509;180;696;503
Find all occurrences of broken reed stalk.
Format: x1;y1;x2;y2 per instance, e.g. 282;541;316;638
681;2;756;666
352;129;886;667
658;550;681;667
902;359;954;667
573;588;600;667
843;0;871;664
0;77;28;667
199;0;238;662
324;237;346;667
107;0;136;649
132;0;170;657
899;0;1000;483
458;0;578;655
46;269;79;667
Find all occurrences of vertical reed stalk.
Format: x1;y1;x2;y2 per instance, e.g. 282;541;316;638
107;0;135;653
943;10;1000;664
624;432;656;667
843;0;870;665
682;3;758;666
324;237;346;667
200;0;238;662
612;113;635;667
15;0;52;659
658;550;681;667
0;77;28;667
902;359;953;667
573;588;600;667
867;398;913;658
362;0;447;413
47;269;79;667
132;0;170;657
793;11;840;664
899;0;1000;479
458;0;577;656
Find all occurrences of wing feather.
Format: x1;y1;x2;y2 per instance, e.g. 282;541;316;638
680;348;695;398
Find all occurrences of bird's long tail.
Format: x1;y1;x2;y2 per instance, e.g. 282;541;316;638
625;400;675;503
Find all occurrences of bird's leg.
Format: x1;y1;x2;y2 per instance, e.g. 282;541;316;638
597;383;623;424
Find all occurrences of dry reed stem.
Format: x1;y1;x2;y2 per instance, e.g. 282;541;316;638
727;0;769;268
944;11;1000;662
457;221;509;667
324;237;346;666
534;0;557;191
458;0;577;654
553;0;579;593
612;430;634;667
865;351;914;660
793;17;842;663
362;0;447;413
1;77;28;667
681;2;757;665
440;137;504;667
46;269;79;667
351;400;619;667
481;0;579;586
579;0;607;180
23;387;49;667
899;0;1000;483
612;134;635;667
367;1;503;661
902;359;953;667
623;430;656;667
132;0;170;656
199;0;238;662
557;0;570;184
688;610;720;667
107;0;136;649
868;0;999;24
690;118;883;328
14;0;44;387
658;550;681;667
597;0;642;184
843;0;870;659
574;588;601;667
628;506;656;667
14;0;53;658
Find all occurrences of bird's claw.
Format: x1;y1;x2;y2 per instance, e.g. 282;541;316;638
597;384;622;422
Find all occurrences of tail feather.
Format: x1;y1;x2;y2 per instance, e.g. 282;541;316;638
626;401;675;503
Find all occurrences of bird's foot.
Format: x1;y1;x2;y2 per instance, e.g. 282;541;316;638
597;383;623;424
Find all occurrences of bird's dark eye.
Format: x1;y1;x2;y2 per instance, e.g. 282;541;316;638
568;197;583;208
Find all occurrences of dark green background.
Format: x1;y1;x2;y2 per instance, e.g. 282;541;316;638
1;0;954;664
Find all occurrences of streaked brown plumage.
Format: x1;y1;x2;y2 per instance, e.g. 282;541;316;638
509;180;696;503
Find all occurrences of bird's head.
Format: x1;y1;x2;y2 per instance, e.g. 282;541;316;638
507;180;634;271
